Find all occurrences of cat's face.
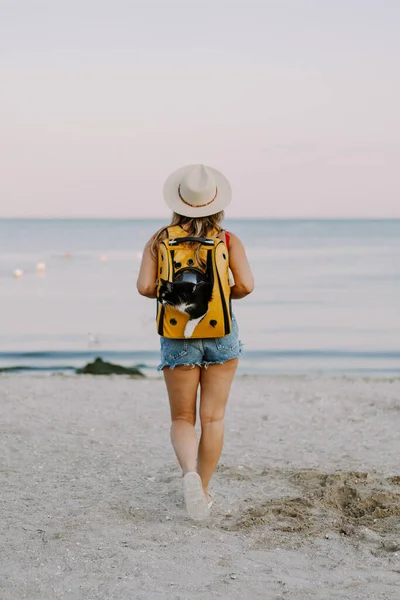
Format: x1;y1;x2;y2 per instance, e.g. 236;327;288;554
158;279;201;306
158;280;175;305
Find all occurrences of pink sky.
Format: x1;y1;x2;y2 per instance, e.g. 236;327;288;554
1;0;399;218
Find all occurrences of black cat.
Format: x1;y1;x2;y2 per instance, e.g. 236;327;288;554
158;278;213;338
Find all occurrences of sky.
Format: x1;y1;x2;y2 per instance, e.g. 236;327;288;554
1;0;399;219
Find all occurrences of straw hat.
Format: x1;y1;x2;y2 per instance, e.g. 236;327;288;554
163;164;231;217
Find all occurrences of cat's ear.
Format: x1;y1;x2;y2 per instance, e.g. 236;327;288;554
164;280;173;291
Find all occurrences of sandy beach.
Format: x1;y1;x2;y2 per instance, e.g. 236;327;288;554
1;374;400;599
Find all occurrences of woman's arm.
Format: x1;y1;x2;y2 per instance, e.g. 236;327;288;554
137;237;158;298
228;232;254;299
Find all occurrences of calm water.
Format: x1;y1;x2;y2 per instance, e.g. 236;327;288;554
0;219;399;376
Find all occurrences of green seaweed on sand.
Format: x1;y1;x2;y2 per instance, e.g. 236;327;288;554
76;357;144;377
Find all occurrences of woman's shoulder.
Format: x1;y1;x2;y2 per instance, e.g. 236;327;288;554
157;226;170;239
148;225;170;242
219;229;242;247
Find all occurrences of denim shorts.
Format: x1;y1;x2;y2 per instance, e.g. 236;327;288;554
158;316;242;370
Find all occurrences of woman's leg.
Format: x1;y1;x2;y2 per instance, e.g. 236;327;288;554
197;359;238;495
163;365;201;474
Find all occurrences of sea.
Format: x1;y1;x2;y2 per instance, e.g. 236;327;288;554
0;219;399;377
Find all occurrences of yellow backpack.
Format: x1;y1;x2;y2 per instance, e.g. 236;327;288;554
156;225;232;339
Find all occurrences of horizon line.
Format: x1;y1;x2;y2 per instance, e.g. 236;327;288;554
1;216;400;221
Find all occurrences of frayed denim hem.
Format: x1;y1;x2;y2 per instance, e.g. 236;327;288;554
157;345;243;371
157;362;202;372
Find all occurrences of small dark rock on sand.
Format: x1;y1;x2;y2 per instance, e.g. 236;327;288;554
76;357;144;377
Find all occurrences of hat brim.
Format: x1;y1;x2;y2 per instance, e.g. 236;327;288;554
163;165;232;218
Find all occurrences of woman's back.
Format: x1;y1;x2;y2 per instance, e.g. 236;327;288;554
137;224;254;301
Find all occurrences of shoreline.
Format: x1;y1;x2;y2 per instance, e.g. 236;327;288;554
1;349;399;379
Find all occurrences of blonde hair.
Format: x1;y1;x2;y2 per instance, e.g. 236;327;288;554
150;211;225;264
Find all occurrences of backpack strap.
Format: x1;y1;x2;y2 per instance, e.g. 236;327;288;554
218;229;230;247
169;236;214;246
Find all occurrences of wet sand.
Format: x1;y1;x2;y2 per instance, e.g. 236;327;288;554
1;375;400;599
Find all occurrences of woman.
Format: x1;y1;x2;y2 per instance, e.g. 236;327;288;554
137;164;254;520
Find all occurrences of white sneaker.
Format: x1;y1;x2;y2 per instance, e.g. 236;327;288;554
182;472;209;521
